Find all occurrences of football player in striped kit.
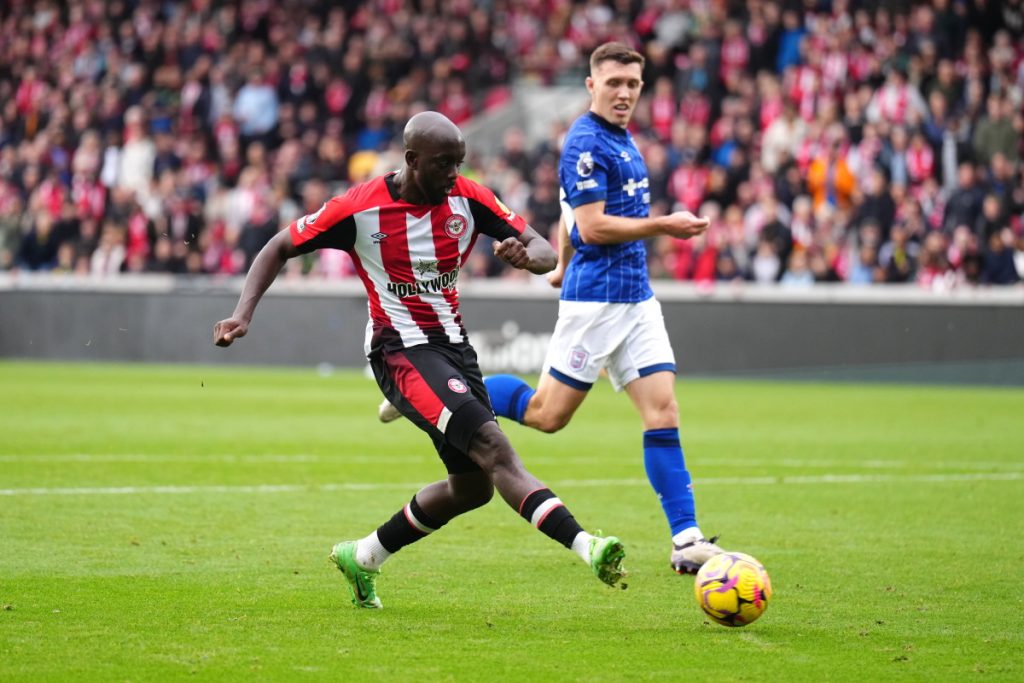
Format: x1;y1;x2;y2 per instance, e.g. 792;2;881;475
213;112;626;608
482;43;725;575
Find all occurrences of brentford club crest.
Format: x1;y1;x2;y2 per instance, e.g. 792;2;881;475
448;377;468;393
444;213;468;239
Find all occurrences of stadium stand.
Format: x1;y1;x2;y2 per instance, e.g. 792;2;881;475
1;0;1022;288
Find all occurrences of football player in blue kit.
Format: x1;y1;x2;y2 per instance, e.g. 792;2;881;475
481;42;724;574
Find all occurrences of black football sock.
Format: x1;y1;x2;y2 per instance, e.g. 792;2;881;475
518;488;584;548
376;495;447;553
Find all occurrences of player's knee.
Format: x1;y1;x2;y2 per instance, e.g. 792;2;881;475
462;481;494;509
531;410;571;434
659;399;679;424
467;422;517;471
641;395;679;429
450;482;494;511
448;471;495;511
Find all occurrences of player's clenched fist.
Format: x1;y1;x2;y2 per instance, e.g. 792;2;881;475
662;211;710;240
547;262;565;288
213;318;248;347
493;237;529;269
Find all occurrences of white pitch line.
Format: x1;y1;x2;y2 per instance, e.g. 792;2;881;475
0;472;1020;497
0;482;417;497
1;454;1022;472
0;454;429;464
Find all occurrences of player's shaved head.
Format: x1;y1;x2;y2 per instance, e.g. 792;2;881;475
397;111;466;205
403;111;463;151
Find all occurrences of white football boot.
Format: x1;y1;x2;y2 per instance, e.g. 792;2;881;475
670;535;724;574
378;398;402;423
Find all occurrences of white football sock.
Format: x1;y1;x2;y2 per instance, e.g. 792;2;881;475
571;531;595;563
672;526;704;547
355;531;391;570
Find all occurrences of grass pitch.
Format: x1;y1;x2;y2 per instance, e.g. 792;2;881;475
1;361;1022;681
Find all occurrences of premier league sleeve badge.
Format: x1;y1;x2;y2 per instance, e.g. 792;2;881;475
576;151;595;178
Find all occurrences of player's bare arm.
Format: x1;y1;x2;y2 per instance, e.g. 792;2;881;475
213;229;299;347
573;201;709;245
547;216;574;288
492;224;557;275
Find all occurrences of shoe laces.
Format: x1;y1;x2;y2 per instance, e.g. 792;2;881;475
676;534;721;550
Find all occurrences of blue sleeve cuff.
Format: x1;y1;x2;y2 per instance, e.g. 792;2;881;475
567;190;606;208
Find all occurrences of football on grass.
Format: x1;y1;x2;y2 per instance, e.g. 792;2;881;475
694;552;772;627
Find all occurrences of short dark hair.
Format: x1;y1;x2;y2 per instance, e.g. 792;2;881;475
589;42;645;72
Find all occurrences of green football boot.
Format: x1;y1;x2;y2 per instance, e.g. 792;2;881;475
589;534;627;588
330;541;382;609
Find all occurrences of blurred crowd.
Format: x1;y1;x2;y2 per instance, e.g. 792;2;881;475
2;0;1023;289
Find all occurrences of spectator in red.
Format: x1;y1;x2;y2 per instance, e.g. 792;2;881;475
669;151;708;214
1;0;1021;292
649;77;676;142
917;231;954;290
719;19;750;92
867;67;928;126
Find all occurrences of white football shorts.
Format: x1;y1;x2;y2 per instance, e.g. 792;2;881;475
542;296;676;392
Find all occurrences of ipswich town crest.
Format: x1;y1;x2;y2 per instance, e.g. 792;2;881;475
568;346;590;371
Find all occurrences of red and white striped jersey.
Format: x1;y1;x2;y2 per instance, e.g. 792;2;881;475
289;172;526;354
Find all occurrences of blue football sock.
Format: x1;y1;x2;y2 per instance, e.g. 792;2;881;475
484;374;535;423
643;428;697;536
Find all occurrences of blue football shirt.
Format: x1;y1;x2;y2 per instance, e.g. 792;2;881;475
558;111;653;303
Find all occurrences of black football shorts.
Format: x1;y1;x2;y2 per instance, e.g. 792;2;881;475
369;342;495;474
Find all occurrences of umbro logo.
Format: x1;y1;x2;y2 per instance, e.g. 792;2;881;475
371;232;387;244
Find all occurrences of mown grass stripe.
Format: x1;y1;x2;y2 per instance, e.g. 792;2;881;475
1;471;1019;496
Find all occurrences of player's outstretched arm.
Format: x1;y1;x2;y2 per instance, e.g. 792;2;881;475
213;228;300;347
493;224;557;275
574;201;710;245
